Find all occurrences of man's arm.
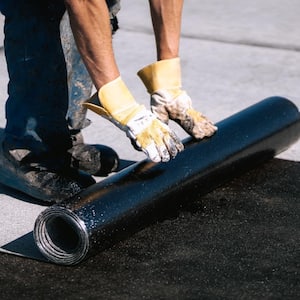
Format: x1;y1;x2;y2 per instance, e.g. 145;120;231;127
64;0;184;162
148;0;184;60
64;0;119;89
138;0;218;139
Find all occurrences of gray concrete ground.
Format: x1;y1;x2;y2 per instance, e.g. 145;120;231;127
0;1;299;299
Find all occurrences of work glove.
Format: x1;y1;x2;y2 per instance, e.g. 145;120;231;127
82;77;184;163
137;58;217;139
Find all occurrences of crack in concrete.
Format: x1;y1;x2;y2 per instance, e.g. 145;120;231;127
122;26;300;53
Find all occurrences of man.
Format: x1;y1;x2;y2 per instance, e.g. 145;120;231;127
0;0;216;203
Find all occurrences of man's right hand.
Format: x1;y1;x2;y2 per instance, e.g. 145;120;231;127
83;77;184;163
125;107;184;162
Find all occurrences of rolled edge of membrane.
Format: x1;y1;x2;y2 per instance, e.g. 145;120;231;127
33;206;89;265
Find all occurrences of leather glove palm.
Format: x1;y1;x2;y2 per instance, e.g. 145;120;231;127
83;77;183;162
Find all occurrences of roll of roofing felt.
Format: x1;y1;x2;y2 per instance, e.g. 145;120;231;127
34;97;300;265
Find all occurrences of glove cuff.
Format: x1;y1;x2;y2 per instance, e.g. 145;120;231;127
137;57;182;94
83;77;143;125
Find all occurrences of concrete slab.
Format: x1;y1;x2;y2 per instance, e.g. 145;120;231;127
121;0;300;50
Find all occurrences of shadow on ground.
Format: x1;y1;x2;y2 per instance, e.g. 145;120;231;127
0;126;136;205
0;158;299;299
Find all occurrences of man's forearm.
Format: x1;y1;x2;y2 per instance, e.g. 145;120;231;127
64;0;120;89
148;0;184;60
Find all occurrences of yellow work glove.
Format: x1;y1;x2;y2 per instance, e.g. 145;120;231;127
137;58;217;139
82;77;184;163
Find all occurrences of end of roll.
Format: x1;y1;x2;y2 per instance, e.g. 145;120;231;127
34;206;90;265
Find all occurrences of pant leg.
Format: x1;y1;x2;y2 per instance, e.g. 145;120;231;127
61;12;93;131
61;0;121;131
2;0;72;161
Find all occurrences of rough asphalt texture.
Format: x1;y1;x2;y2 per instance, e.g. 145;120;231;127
0;159;299;299
0;1;299;299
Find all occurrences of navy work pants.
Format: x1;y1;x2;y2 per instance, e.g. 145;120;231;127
1;0;74;159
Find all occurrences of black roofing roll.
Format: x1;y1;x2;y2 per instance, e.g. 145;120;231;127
34;96;300;265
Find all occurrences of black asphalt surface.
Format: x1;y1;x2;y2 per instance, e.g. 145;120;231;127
0;158;299;299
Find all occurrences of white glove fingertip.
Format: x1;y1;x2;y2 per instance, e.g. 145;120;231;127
158;145;171;162
145;142;161;163
169;131;184;152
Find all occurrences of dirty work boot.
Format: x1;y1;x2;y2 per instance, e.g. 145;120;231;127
0;141;95;203
69;130;119;176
